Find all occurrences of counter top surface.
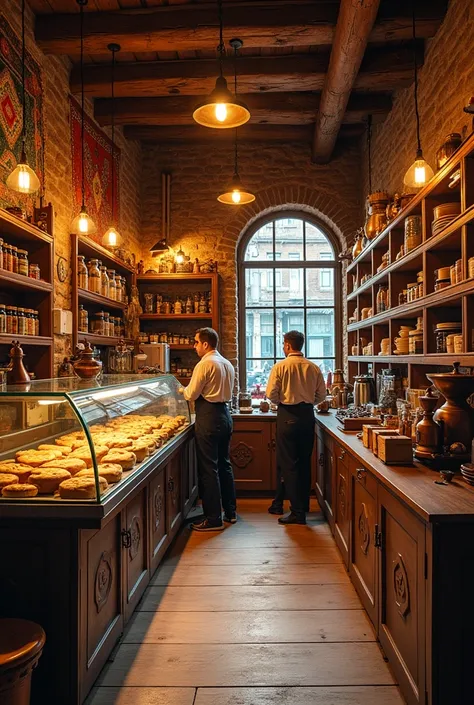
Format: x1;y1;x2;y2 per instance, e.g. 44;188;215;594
316;411;474;523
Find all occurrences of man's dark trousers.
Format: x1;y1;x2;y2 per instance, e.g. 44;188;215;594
276;402;315;518
194;395;236;521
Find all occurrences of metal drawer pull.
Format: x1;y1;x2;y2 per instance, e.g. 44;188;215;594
338;450;346;460
356;468;367;481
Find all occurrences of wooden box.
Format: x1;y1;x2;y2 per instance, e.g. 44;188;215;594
362;423;383;448
378;435;413;465
342;416;381;431
371;428;399;456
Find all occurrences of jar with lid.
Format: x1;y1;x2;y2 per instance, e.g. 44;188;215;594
436;133;462;170
77;256;88;289
3;242;12;271
29;263;40;280
0;303;6;333
88;259;101;293
144;293;154;313
121;277;127;302
7;306;18;335
99;266;109;297
199;293;207;313
163;299;171;315
175;297;182;314
10;245;18;274
107;270;116;300
17;308;27;336
435;322;462;353
25;309;33;336
159;332;168;343
185;296;193;314
238;390;253;413
193;294;199;314
93;311;105;335
376;285;387;314
115;276;123;303
32;310;39;336
409;329;423;354
407;283;418;302
103;312;111;336
79;305;88;332
17;249;28;276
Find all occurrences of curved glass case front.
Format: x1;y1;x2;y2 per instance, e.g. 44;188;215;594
0;375;190;503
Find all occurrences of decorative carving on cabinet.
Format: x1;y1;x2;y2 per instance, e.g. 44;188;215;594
338;474;347;518
230;442;254;469
168;476;179;509
129;516;141;561
94;551;113;613
153;484;163;530
358;503;370;555
393;553;410;618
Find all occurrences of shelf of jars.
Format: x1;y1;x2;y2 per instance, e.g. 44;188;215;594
0;205;54;379
77;332;133;347
139;314;213;320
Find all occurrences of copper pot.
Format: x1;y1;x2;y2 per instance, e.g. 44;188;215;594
365;192;389;241
426;362;474;450
73;341;103;380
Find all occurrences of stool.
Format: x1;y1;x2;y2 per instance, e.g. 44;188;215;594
0;619;46;705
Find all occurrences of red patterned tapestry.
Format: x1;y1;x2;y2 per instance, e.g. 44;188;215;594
0;14;44;207
70;96;120;239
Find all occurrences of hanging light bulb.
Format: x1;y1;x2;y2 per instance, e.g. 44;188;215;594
175;248;185;264
102;43;122;250
192;3;250;129
403;5;434;190
7;0;40;195
71;0;97;236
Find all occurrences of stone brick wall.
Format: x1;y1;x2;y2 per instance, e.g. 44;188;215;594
1;0;142;371
360;0;473;210
140;141;361;381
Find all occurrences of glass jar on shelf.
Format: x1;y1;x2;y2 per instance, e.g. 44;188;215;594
99;266;109;297
11;245;18;274
0;303;6;333
144;293;154;313
17;308;27;336
435;322;462;353
88;259;101;294
238;390;253;414
79;305;88;333
17;249;28;276
107;270;117;300
77;256;88;289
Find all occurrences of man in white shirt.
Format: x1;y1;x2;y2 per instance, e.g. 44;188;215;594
265;330;326;525
180;327;236;531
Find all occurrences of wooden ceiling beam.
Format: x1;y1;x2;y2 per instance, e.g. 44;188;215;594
123;123;366;143
70;43;424;98
312;0;381;164
94;92;391;126
36;0;446;55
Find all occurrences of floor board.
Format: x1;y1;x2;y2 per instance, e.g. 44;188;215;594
163;546;342;566
85;687;195;705
193;686;405;705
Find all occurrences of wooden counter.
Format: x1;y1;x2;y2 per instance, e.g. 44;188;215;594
315;411;474;705
0;427;197;705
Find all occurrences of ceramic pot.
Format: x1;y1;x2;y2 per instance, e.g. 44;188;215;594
427;362;474;449
365;192;389;241
73;341;103;380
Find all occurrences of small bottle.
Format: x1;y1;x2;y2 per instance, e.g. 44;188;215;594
103;312;111;336
33;310;39;336
79;305;88;332
107;270;116;300
10;245;18;274
17;308;27;335
175;297;182;314
193;294;199;314
199;293;207;313
17;249;28;276
376;285;386;314
100;266;109;297
163;299;171;315
4;242;12;271
0;303;6;333
88;259;101;293
10;306;18;335
185;295;193;314
77;256;88;289
29;263;40;280
26;309;34;336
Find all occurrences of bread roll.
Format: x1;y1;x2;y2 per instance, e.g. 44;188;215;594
41;458;87;475
101;449;136;470
2;483;38;498
70;445;108;467
38;444;71;456
0;473;20;488
77;463;122;484
16;450;58;467
29;469;72;494
0;464;33;483
59;476;108;499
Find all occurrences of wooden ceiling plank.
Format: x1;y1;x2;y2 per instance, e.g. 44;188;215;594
312;0;381;163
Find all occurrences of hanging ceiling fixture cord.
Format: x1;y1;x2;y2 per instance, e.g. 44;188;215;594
233;43;238;177
21;0;26;152
217;0;224;78
412;2;421;153
80;0;86;208
234;128;239;177
367;113;373;194
111;47;115;225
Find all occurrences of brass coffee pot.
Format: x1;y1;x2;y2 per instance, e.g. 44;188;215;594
426;362;474;451
414;388;442;459
365;191;389;241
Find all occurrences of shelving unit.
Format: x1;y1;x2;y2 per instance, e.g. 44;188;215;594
346;130;474;390
137;273;219;378
0;206;54;379
71;234;136;365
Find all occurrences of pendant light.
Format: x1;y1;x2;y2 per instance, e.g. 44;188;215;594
71;0;96;236
403;4;434;189
6;0;40;194
218;40;255;205
192;1;250;129
102;43;122;250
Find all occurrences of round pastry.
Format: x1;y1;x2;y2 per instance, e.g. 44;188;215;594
95;434;131;449
0;461;20;471
55;431;85;447
77;463;123;484
36;445;64;459
2;483;38;498
29;469;72;494
41;458;87;475
16;450;59;467
101;449;136;470
123;442;149;463
0;473;20;488
59;476;108;499
0;464;34;483
70;445;109;467
141;435;157;452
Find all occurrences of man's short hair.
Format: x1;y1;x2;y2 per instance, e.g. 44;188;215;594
196;327;219;349
284;330;304;352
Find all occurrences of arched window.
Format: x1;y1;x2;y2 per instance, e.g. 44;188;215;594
238;213;341;394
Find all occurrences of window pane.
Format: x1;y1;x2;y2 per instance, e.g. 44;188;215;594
308;359;336;383
275;268;304;305
274;218;304;260
305;222;334;261
276;308;305;355
245;310;275;358
245;268;274;307
307;309;335;357
244;223;273;261
306;269;335;305
246;360;273;396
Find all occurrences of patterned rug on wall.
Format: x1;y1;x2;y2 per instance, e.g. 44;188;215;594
0;14;44;208
70;96;120;241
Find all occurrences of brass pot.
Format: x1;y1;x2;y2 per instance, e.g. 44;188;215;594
73;341;103;380
352;233;363;259
365;192;389;241
426;362;474;449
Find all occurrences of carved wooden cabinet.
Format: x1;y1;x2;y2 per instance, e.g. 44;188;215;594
167;452;182;540
315;426;325;508
123;488;149;622
183;436;198;516
333;441;350;565
149;466;168;574
230;417;275;491
323;435;335;530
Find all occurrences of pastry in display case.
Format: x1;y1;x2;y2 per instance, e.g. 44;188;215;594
0;374;190;502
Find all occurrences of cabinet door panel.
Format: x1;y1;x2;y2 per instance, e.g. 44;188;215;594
350;470;377;628
124;488;149;622
315;432;325;509
183;436;198;516
149;467;168;574
334;459;350;566
379;486;426;705
230;420;273;492
323;444;335;530
167;453;182;539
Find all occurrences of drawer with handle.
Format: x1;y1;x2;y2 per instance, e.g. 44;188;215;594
352;463;377;498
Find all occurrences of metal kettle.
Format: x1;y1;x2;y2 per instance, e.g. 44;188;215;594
353;374;376;406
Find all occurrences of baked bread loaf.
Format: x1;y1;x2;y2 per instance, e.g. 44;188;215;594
0;473;20;488
70;445;108;467
38;444;71;456
0;463;34;483
29;468;72;494
123;442;149;463
2;483;38;498
59;476;108;499
16;450;59;467
77;463;123;484
41;458;87;474
101;449;136;470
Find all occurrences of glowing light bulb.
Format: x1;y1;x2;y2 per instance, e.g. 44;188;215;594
215;103;227;122
78;213;89;233
176;248;185;264
19;167;30;192
71;207;96;236
232;189;241;204
414;164;426;184
102;226;122;248
6;161;40;194
403;153;434;189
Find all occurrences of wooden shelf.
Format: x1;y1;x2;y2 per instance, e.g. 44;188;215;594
77;332;133;347
76;235;135;274
137;273;217;281
170;344;195;350
348;354;474;365
78;288;127;310
0;334;53;347
140;314;213;320
0;208;53;245
0;270;53;292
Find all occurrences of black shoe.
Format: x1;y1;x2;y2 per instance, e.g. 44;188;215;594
223;511;237;524
278;512;306;525
191;518;224;532
268;504;284;515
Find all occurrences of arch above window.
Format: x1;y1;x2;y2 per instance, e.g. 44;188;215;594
243;217;336;263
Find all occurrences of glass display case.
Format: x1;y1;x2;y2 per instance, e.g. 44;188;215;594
0;374;190;503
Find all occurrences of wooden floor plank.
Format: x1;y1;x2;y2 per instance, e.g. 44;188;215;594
138;584;361;612
85;687;195;705
124;609;374;644
98;643;396;688
183;532;336;549
193;686;405;705
150;563;350;587
163;546;342;566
